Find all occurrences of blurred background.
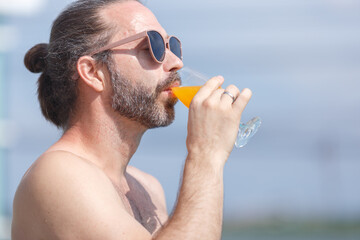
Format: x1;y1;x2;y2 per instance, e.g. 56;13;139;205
1;0;359;239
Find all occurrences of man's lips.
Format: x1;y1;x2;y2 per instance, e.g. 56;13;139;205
163;80;181;92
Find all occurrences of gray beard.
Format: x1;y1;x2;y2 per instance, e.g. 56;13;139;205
108;64;180;129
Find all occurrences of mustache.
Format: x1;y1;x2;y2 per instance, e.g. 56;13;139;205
155;71;182;94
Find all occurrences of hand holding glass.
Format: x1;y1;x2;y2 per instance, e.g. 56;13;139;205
172;67;261;148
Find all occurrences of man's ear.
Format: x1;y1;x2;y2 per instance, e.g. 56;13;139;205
77;56;106;92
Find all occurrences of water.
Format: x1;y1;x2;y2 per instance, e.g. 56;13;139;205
222;232;360;240
223;235;360;240
221;221;360;240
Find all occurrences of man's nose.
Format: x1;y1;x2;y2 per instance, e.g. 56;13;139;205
162;48;183;72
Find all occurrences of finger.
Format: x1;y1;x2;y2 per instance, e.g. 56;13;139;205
233;88;252;114
194;76;224;101
206;88;225;104
220;85;240;105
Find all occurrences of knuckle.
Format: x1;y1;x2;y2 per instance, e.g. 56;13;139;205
227;84;239;92
203;98;216;109
202;100;210;108
193;101;202;109
190;97;201;108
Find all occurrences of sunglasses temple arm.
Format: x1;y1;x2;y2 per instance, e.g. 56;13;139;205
89;31;148;56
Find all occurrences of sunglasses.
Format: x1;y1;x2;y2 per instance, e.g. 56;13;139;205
90;30;182;63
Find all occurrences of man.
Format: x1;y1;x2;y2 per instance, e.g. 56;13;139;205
12;0;252;239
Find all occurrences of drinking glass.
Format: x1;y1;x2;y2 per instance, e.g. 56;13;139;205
172;67;261;148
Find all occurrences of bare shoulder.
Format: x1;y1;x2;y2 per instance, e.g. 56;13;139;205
14;150;114;201
12;151;115;238
12;151;150;240
21;150;107;181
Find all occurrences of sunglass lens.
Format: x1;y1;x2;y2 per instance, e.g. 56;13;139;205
169;37;182;60
148;31;165;62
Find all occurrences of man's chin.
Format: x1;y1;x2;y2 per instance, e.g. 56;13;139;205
150;109;175;129
120;101;173;129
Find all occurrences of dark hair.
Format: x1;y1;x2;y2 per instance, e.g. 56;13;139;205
24;0;139;129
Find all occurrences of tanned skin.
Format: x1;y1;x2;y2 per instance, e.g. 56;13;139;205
12;1;252;239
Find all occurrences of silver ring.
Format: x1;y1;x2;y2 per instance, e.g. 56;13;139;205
223;91;236;103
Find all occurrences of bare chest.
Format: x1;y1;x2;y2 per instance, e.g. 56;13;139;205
112;181;167;234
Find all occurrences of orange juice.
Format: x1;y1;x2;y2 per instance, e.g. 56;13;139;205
171;86;201;108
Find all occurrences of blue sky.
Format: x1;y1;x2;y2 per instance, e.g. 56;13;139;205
2;0;360;220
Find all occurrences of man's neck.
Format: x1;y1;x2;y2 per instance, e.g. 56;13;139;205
51;115;146;185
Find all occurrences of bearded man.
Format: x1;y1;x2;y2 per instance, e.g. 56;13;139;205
11;0;252;239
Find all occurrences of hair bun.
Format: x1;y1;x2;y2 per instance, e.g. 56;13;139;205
24;43;49;73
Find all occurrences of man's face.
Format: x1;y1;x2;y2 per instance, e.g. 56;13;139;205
100;1;183;128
